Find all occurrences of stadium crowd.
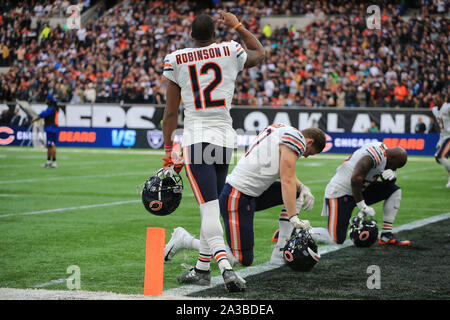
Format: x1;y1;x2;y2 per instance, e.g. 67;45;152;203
0;0;448;108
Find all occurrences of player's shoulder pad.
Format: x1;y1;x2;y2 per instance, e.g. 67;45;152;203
364;142;386;167
229;39;244;54
163;53;175;72
443;102;450;115
279;126;306;156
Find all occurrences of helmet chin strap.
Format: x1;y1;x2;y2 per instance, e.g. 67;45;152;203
307;247;321;262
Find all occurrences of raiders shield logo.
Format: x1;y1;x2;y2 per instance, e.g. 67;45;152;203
147;130;164;149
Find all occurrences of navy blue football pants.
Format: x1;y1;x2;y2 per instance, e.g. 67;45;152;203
325;181;400;244
219;182;286;266
183;143;233;205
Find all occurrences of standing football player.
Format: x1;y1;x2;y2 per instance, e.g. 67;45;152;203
31;94;59;168
161;11;265;292
164;124;326;267
432;93;450;188
310;142;410;246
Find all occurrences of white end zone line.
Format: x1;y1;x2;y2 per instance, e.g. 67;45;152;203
163;212;450;297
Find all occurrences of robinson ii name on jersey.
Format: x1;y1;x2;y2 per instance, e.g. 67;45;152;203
163;40;247;149
227;124;306;197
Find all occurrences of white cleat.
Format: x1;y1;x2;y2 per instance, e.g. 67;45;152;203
269;244;286;266
50;162;58;168
164;227;194;263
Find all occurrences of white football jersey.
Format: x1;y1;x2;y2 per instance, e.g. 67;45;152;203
226;124;306;197
323;141;388;204
163;40;247;148
432;102;450;138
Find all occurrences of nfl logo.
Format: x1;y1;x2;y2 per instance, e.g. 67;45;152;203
147;130;164;149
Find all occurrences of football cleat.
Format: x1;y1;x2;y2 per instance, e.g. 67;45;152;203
378;232;411;246
269;244;286;266
222;269;246;292
164;227;195;263
41;162;50;168
50;162;58;168
176;267;211;285
271;229;279;242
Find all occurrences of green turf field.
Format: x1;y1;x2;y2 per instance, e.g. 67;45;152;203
0;146;448;297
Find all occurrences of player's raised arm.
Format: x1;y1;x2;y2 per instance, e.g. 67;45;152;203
217;10;265;68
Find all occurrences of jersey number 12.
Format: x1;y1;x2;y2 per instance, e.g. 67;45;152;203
188;62;226;109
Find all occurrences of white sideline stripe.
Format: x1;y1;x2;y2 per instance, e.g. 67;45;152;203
0;158;145;169
0;146;164;155
33;278;67;288
0;158;436;185
0;200;140;218
0;171;149;185
1;146;435;161
163;212;450;297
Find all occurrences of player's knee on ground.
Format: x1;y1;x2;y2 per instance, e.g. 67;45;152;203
328;227;347;244
239;250;254;266
334;237;346;245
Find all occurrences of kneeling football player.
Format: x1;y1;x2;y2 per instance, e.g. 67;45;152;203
164;125;327;269
311;142;410;246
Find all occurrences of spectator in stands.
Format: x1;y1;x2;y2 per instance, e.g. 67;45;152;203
70;87;84;104
15;44;26;65
10;107;21;126
415;117;427;133
393;80;409;108
366;121;380;133
428;116;440;134
0;41;11;66
84;82;96;103
0;106;15;124
0;0;445;109
345;85;358;107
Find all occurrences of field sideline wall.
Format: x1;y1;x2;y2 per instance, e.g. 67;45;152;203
0;103;438;155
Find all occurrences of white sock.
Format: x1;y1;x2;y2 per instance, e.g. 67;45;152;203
190;238;200;251
195;233;212;272
199;199;232;273
437;157;450;172
382;189;401;234
276;207;294;246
